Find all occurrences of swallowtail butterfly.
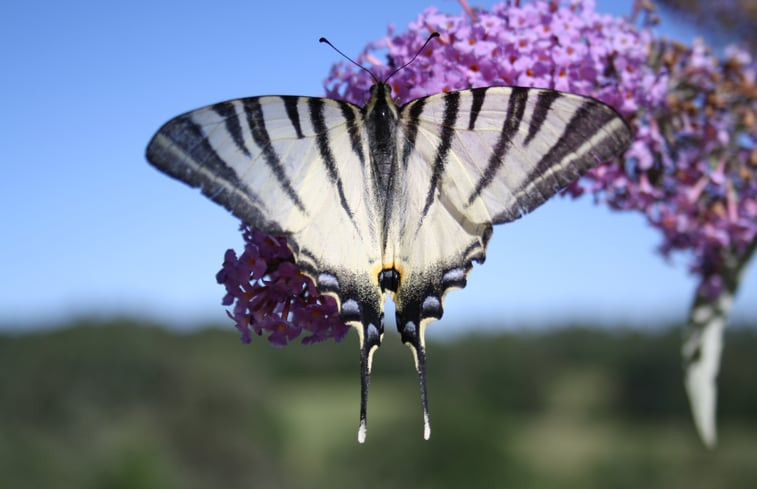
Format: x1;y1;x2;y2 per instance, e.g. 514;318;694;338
146;34;632;442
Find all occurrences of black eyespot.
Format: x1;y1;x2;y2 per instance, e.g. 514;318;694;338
378;268;400;292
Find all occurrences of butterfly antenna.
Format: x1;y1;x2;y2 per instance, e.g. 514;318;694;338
319;37;379;84
384;32;440;83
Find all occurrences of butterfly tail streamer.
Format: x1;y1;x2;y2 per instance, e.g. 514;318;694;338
415;343;432;441
356;320;383;443
358;343;370;444
398;318;432;440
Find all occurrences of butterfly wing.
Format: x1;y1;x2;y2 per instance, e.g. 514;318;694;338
390;86;632;436
395;86;632;326
146;95;385;333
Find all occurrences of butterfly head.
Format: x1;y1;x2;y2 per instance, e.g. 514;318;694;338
365;83;399;116
369;82;393;99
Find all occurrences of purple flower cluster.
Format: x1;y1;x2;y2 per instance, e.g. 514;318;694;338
323;0;756;302
325;0;664;115
585;38;757;299
216;226;349;346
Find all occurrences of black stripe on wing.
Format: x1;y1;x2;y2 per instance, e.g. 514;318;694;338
524;90;560;145
493;96;632;223
340;103;366;165
281;96;305;139
467;86;529;206
467;88;486;130
421;91;460;219
526;98;624;184
400;98;426;170
308;98;356;221
213;102;251;157
242;98;308;214
146;114;285;235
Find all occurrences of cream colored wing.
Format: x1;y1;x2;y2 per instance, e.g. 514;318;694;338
388;86;632;439
147;95;385;333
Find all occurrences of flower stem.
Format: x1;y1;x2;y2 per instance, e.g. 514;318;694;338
683;236;757;447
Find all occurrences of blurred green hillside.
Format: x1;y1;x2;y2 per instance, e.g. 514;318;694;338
1;319;756;489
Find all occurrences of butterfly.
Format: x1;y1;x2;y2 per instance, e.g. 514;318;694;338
146;35;632;443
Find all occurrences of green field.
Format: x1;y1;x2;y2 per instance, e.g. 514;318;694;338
1;319;756;488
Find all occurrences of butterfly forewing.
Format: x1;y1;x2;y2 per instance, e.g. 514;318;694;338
409;87;632;226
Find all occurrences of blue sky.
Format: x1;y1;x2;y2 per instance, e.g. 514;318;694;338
1;0;754;334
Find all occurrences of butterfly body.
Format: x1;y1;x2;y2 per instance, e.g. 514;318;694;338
147;80;631;442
